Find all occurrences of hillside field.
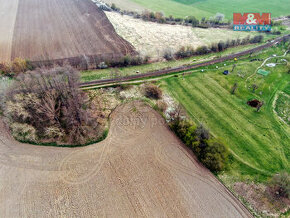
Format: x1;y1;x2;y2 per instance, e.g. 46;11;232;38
160;44;290;182
0;0;134;63
104;0;290;19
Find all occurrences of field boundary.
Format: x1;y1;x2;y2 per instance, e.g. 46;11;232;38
30;51;137;70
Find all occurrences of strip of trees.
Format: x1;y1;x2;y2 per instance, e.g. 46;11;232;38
111;4;229;28
165;35;264;60
169;115;229;172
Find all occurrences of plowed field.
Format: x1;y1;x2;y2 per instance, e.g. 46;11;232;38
0;0;134;63
0;102;252;217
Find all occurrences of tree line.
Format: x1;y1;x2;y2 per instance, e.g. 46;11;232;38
111;3;229;28
165;35;264;60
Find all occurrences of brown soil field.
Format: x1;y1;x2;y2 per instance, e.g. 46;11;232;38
0;0;19;62
0;0;135;64
0;102;252;217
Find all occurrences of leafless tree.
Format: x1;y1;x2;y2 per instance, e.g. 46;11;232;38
231;83;238;94
5;66;99;144
231;64;237;73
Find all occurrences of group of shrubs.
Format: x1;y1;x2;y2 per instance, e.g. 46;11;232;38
106;55;149;68
2;66;105;146
269;171;290;199
0;58;33;77
142;84;228;173
0;55;150;75
166;35;264;60
144;83;163;99
166;102;289;198
139;83;229;173
169;119;229;172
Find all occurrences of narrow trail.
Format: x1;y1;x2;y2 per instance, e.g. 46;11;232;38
0;102;252;217
245;49;289;85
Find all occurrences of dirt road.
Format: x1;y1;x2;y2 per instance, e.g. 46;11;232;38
0;102;252;217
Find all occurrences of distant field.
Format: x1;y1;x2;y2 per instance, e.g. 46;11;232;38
0;0;134;63
104;0;290;19
160;44;290;181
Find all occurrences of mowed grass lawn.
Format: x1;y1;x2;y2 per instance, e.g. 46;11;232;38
131;0;290;19
161;44;290;181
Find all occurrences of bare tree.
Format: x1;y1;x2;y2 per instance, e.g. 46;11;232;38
168;104;186;122
231;83;238;94
214;13;225;23
231;64;237;73
5;66;99;145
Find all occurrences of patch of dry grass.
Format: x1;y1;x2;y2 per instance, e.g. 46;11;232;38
106;12;253;59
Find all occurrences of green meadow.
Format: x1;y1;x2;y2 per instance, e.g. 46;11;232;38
160;43;290;181
130;0;290;19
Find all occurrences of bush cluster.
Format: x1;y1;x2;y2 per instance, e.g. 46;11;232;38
144;83;162;99
155;100;168;112
4;66;105;146
0;58;33;77
170;120;229;172
269;171;290;198
106;55;149;68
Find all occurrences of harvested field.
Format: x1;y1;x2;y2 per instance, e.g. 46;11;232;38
0;102;252;217
0;0;19;62
0;0;135;64
105;12;253;58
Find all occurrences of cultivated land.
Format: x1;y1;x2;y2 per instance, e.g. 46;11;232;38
103;0;290;19
0;102;252;217
0;0;19;62
160;44;290;182
0;0;134;63
106;11;253;58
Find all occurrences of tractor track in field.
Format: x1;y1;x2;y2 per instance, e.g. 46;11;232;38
80;35;290;89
